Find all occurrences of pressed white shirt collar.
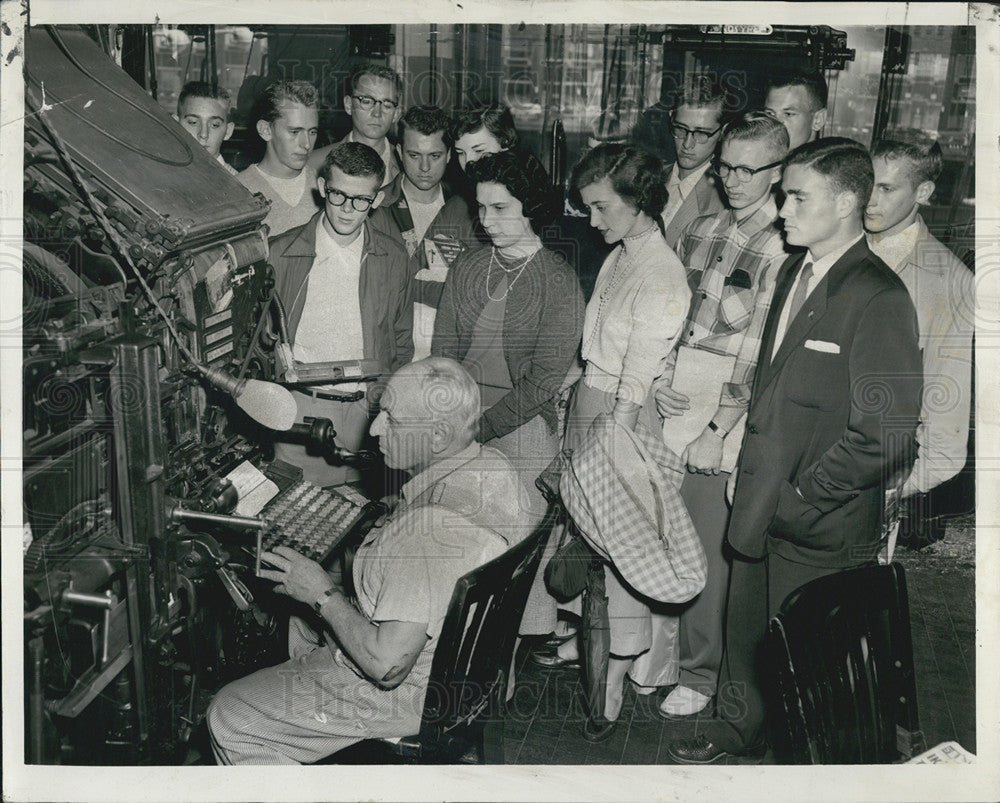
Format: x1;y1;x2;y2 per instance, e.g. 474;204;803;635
668;161;711;200
867;219;921;272
400;442;481;503
804;233;865;285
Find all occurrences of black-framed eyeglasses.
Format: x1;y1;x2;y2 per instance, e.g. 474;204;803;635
670;120;724;144
351;94;399;112
323;189;375;212
712;158;784;182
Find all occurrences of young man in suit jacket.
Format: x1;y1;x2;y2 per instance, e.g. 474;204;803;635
661;75;727;250
668;138;923;764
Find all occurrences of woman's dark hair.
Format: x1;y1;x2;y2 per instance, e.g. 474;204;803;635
453;103;520;151
569;143;668;222
466;150;559;234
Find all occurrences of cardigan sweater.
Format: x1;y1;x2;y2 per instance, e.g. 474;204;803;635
432;245;585;441
581;226;690;407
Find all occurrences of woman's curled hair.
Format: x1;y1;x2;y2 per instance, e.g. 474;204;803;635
569;143;668;221
452;102;520;151
466;150;560;234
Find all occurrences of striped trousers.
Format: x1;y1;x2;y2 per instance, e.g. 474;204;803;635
208;618;424;765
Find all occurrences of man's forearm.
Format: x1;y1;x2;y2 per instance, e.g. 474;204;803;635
315;588;417;687
707;403;746;435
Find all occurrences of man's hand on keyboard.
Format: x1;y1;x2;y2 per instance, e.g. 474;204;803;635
258;545;335;606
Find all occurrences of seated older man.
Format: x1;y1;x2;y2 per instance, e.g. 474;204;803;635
208;358;534;764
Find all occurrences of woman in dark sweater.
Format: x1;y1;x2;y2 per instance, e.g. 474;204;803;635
432;149;585;636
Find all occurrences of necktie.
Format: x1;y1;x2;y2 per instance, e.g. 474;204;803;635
786;262;814;325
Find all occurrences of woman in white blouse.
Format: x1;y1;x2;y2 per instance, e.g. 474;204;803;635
560;143;691;740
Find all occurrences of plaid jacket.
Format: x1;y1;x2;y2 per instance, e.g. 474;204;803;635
663;198;788;410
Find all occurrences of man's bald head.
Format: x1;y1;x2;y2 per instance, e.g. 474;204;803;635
371;358;481;473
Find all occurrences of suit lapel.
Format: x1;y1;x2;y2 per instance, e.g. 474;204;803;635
765;264;829;382
756;253;804;391
665;191;698;246
760;238;872;390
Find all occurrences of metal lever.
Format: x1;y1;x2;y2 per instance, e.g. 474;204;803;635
215;566;253;611
168;506;266;531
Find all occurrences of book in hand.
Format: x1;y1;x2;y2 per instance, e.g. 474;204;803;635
661;345;744;474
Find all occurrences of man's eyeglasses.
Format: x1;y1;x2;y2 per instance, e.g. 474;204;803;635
712;158;784;182
351;94;399;112
323;189;376;212
670;121;724;144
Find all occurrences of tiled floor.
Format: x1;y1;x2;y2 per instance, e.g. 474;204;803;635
503;514;976;765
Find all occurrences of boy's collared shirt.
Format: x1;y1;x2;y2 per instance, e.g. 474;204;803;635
293;218;367;392
667;197;786;409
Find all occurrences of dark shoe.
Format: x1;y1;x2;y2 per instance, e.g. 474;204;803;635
666;735;765;765
528;650;580;670
582;716;617;743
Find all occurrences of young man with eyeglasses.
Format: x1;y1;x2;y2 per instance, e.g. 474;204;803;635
270;141;414;486
309;63;403;189
646;113;790;717
369;105;475;360
660;75;728;249
237;80;321;237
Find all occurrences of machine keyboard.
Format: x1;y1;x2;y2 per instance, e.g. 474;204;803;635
258;480;377;568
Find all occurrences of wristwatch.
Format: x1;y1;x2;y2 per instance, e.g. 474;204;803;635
707;419;727;438
313;587;336;613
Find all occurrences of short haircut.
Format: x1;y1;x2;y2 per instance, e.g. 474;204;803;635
569;143;669;222
453;103;520;151
402;357;481;441
466;150;559;234
785;137;873;211
321;141;386;187
254;80;319;124
871;128;943;184
348;62;403;98
178;81;231;115
766;71;829;111
674;72;726;114
723;111;790;161
398;105;454;148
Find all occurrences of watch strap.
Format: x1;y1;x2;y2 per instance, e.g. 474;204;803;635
313;587;336;613
707;419;727;438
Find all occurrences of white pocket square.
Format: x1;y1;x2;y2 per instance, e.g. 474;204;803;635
804;339;840;354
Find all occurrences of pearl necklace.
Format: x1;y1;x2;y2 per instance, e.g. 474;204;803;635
582;224;658;354
485;247;538;302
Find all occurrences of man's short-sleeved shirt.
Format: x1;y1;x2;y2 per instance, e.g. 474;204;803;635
352;443;533;690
